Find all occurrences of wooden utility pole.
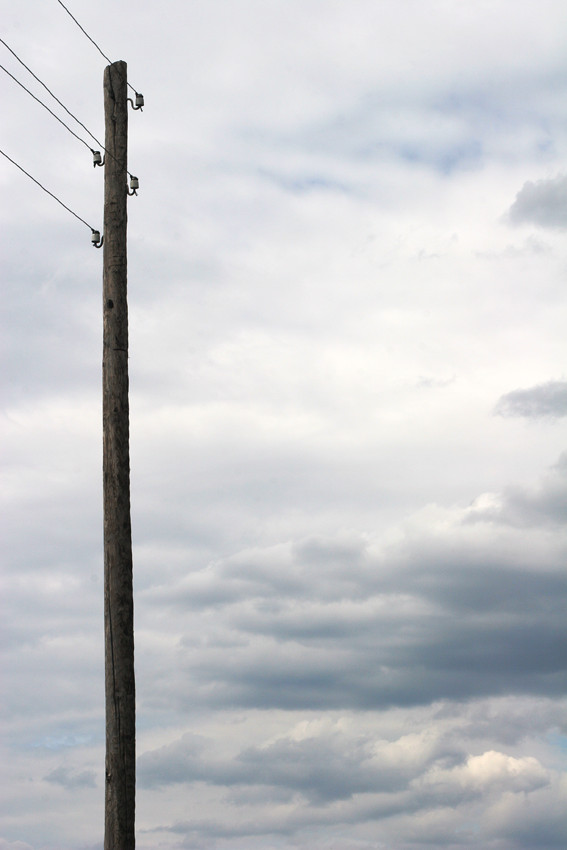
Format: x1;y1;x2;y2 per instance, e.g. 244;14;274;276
102;60;135;850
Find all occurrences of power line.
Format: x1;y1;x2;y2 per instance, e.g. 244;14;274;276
0;146;97;233
0;55;137;180
1;63;92;153
57;0;112;64
56;0;140;96
1;38;103;154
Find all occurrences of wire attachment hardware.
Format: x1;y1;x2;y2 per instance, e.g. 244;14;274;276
91;229;104;248
92;149;105;167
127;92;144;111
127;175;139;196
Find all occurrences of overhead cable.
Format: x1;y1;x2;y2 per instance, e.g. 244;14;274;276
2;39;103;152
56;0;140;96
1;63;93;153
0;146;98;234
0;55;137;180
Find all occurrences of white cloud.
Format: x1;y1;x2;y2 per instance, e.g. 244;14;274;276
425;750;550;794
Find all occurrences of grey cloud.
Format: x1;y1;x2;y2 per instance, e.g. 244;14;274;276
139;722;545;802
43;765;96;789
495;381;567;419
500;483;567;529
178;618;565;713
146;536;371;614
140;718;556;849
140;469;567;713
486;779;567;850
443;697;567;748
138;729;413;801
227;737;408;803
0;842;36;850
465;453;567;527
136;734;208;789
508;175;567;229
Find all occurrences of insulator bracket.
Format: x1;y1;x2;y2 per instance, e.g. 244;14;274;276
127;92;144;111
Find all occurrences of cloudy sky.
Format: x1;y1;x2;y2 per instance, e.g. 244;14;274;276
1;1;567;849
